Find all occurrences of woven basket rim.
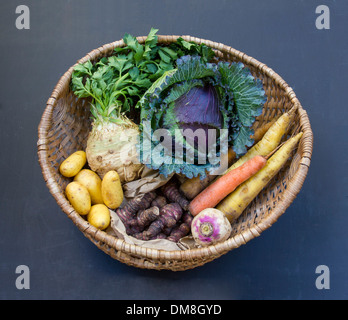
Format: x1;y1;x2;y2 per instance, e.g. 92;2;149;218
37;34;313;265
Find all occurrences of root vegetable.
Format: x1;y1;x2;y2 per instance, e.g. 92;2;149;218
224;107;295;174
189;155;267;216
65;181;91;216
71;30;178;183
179;174;215;200
136;207;160;227
74;169;104;205
151;196;167;209
191;208;232;247
179;120;277;201
134;203;183;240
161;182;190;211
217;132;303;222
162;226;173;236
59;150;86;178
128;206;160;231
101;170;124;209
179;147;236;200
167;212;193;242
151;233;167;240
87;204;111;230
86;121;144;182
251;120;275;143
115;191;157;230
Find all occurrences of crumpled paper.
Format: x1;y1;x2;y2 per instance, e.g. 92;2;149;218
108;210;182;251
122;166;174;200
177;236;200;250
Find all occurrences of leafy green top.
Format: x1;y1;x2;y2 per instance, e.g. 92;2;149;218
70;28;215;125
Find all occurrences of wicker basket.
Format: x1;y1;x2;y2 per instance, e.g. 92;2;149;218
37;35;313;271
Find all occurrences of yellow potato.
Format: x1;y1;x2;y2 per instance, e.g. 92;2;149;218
59;150;86;177
74;169;104;205
65;181;91;215
87;204;111;230
101;170;124;209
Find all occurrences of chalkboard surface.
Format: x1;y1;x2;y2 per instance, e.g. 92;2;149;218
0;0;346;300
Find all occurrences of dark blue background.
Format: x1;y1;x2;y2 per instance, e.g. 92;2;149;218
0;0;346;300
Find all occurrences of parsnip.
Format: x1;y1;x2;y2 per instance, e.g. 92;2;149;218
179;120;276;200
216;132;303;222
189;155;267;217
224;107;296;174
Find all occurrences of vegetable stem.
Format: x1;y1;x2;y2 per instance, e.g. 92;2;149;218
200;222;214;237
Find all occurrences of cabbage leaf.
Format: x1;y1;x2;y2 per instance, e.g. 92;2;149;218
138;55;266;179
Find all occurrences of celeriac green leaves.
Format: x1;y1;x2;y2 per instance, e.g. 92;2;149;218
70;28;215;124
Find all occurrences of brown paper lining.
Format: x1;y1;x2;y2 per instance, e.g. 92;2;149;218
105;167;191;251
108;210;181;251
122;166;174;199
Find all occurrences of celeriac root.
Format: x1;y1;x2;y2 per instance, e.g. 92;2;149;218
86;121;144;182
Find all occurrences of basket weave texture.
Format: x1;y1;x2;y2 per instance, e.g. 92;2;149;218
37;35;313;271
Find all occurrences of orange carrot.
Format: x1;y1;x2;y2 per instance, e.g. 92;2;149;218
189;155;267;216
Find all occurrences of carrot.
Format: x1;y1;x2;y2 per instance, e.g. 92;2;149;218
189;155;267;216
224;107;296;175
180;120;280;200
216;132;303;222
180;147;236;200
